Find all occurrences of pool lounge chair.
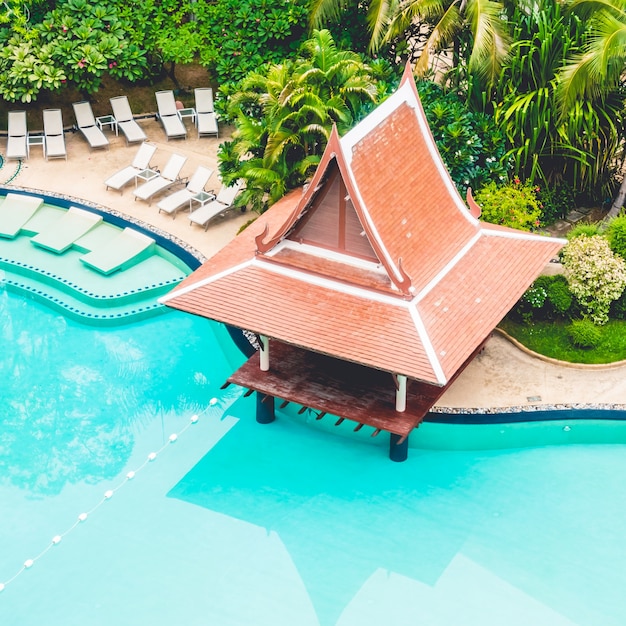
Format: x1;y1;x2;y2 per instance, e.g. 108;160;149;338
133;153;187;204
6;111;28;160
72;101;109;150
110;96;147;145
157;165;214;217
189;181;242;231
194;88;219;138
80;227;155;275
155;90;186;141
0;193;44;238
43;109;67;160
31;206;103;253
104;142;157;193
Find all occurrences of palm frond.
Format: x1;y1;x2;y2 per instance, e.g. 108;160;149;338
412;3;461;76
466;0;511;88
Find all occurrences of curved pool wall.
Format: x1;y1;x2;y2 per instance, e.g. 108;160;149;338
0;186;202;324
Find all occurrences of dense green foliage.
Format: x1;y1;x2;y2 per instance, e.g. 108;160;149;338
486;0;625;200
0;0;311;101
475;179;542;230
536;182;575;224
416;81;509;193
311;0;511;90
0;0;147;101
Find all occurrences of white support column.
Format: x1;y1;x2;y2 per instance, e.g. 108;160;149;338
395;374;407;412
259;335;270;371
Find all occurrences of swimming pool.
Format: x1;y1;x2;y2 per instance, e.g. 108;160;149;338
1;287;626;626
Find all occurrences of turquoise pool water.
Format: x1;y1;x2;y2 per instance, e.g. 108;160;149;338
1;290;626;626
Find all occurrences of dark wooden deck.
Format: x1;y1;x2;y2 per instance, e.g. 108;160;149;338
227;340;481;441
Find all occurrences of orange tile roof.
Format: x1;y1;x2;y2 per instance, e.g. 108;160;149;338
163;68;565;386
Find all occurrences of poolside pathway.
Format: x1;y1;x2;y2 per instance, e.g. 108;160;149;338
6;118;626;410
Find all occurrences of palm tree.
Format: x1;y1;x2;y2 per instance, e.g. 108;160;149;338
310;0;511;90
221;30;384;213
557;0;626;217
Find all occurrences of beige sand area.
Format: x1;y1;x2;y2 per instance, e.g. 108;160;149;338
4;115;626;410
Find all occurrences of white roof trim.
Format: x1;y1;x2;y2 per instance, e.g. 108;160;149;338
483;228;567;244
256;257;412;307
341;80;416;160
407;301;447;385
415;231;482;303
267;239;387;274
159;259;254;303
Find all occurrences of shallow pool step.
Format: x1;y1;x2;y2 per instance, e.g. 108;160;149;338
1;268;172;325
0;255;180;308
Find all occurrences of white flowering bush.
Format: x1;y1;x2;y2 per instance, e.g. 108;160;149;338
562;235;626;325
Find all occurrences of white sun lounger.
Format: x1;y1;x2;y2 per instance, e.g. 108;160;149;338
80;227;155;275
6;111;28;160
104;142;157;192
157;166;214;217
110;96;147;145
73;101;109;150
31;206;103;253
194;88;219;138
43;109;67;160
0;193;44;238
189;181;242;230
133;153;187;204
155;90;187;141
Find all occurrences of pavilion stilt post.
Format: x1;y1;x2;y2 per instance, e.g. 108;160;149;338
256;392;275;424
389;433;408;462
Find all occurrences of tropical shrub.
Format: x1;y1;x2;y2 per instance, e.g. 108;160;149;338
523;283;548;309
0;0;147;101
196;0;310;87
545;274;573;317
515;274;573;322
561;235;626;325
567;319;602;349
475;178;542;231
605;216;626;260
416;80;509;194
566;222;602;240
537;182;575;225
529;274;573;320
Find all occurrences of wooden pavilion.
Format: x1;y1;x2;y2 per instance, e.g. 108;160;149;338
162;67;564;461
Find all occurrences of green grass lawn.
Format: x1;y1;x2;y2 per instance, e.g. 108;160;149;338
498;318;626;364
